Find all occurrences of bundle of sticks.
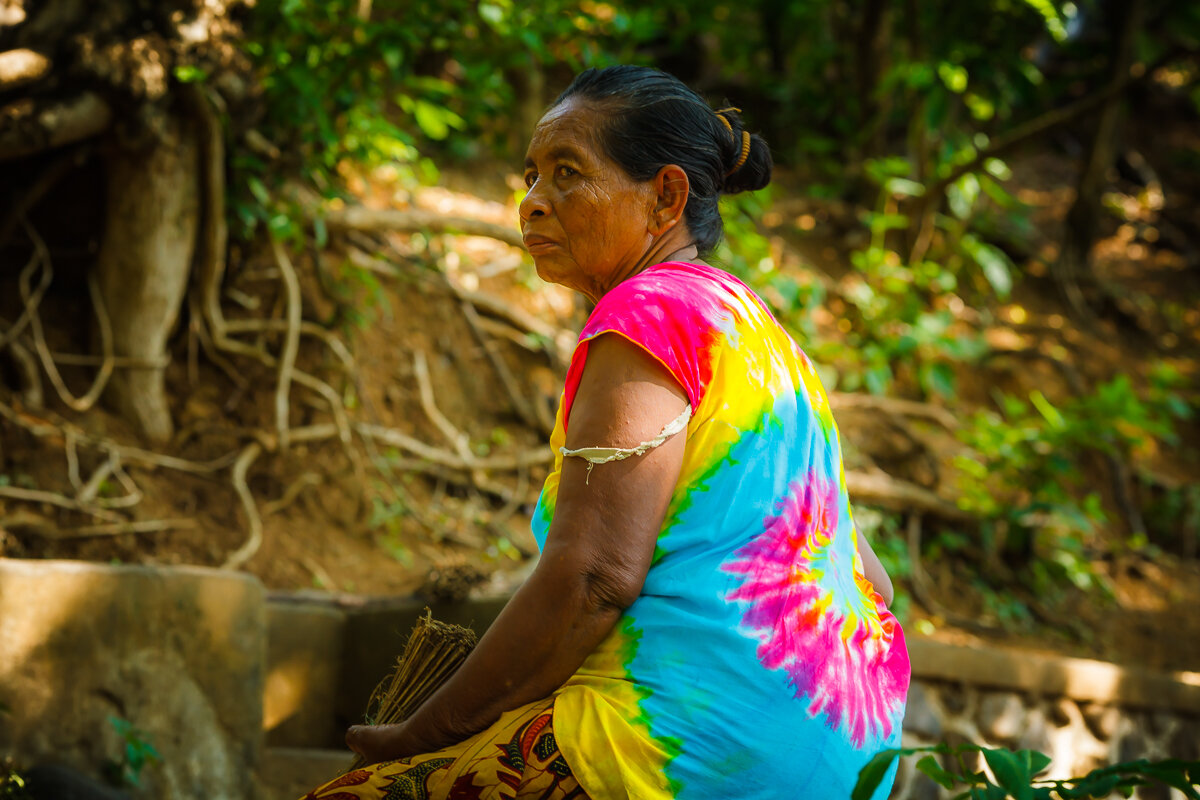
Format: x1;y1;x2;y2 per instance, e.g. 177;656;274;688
347;609;478;772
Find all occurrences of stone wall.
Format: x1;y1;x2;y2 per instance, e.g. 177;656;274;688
897;639;1200;800
0;560;266;800
3;560;1198;800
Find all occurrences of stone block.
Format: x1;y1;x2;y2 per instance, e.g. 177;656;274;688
1168;720;1200;760
1079;702;1120;740
976;691;1025;742
903;682;943;740
0;559;265;800
337;593;509;729
258;747;353;800
265;600;346;749
1014;707;1050;754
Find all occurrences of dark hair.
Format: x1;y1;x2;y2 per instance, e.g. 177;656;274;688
553;65;772;256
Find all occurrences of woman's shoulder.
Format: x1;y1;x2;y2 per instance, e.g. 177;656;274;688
615;261;744;297
589;262;752;324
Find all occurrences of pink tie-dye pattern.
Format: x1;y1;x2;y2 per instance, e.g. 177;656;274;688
723;474;909;747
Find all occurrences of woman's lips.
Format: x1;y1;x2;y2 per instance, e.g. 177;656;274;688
523;234;558;254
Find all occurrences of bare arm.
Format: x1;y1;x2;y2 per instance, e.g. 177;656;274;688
347;335;688;762
856;529;894;606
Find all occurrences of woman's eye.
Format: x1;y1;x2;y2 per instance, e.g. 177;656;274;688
524;172;537;188
557;166;576;178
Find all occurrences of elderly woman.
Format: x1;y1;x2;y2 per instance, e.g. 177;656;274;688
304;65;909;800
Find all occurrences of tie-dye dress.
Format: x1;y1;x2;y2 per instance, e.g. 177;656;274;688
533;261;910;800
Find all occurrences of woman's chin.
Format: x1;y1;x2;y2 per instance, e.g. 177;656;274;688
533;257;576;290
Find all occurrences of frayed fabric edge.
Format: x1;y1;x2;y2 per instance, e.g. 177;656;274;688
560;404;692;484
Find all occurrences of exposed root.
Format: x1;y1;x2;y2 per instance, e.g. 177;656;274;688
828;392;956;431
413;350;474;464
262;472;323;517
49;519;198;539
354;422;551;472
270;236;303;450
221;442;265;570
0;485;122;523
5;340;42;407
844;470;974;521
321;205;524;249
459;300;552;436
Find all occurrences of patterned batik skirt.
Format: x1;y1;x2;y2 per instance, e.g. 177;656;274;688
300;697;590;800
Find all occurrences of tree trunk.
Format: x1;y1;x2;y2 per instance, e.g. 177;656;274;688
94;109;199;443
1056;0;1143;313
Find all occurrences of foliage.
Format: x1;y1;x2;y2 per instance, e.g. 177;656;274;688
210;0;1200;632
854;743;1199;800
953;366;1194;602
716;180;994;398
103;716;161;789
232;0;667;238
0;763;26;800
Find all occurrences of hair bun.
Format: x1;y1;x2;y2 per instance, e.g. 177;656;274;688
721;131;772;195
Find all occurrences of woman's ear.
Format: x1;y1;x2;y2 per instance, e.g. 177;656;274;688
650;164;690;235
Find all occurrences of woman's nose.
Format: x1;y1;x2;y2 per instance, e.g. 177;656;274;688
519;183;549;221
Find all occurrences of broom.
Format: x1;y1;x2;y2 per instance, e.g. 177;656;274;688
347;608;478;772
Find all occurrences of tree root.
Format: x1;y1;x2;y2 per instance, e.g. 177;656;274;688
48;519;198;539
0;485;122;523
413;350;475;465
828;391;956;430
221;442;264;570
844;470;973;521
321;206;524;249
269;236;303;450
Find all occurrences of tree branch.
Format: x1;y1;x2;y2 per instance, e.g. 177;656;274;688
844;470;974;521
928;47;1197;197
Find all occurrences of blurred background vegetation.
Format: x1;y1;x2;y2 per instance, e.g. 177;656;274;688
1;0;1198;663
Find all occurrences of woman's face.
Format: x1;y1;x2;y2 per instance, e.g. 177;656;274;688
519;99;659;301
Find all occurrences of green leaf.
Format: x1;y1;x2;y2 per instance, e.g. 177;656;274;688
917;755;959;789
1065;772;1120;799
412;100;464;141
885;177;926;197
970;782;1011;800
923;362;957;398
1020;750;1052;776
1021;0;1069;42
173;65;209;84
984;748;1034;800
313;216;328;249
1029;390;1065;429
247;176;271;206
949;174;981;219
867;213;910;234
853;749;902;800
984;158;1013;181
938;62;969;93
961;235;1014;298
1136;760;1200;800
864;156;913;183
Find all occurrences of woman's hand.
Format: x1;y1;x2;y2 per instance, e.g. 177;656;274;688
345;722;419;766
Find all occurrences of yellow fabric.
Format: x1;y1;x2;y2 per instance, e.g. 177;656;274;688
552;626;675;800
298;698;589;800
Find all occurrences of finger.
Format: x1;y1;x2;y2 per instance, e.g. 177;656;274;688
345;725;366;755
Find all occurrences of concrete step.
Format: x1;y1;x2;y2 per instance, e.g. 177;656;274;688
258;747;354;800
264;591;514;750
